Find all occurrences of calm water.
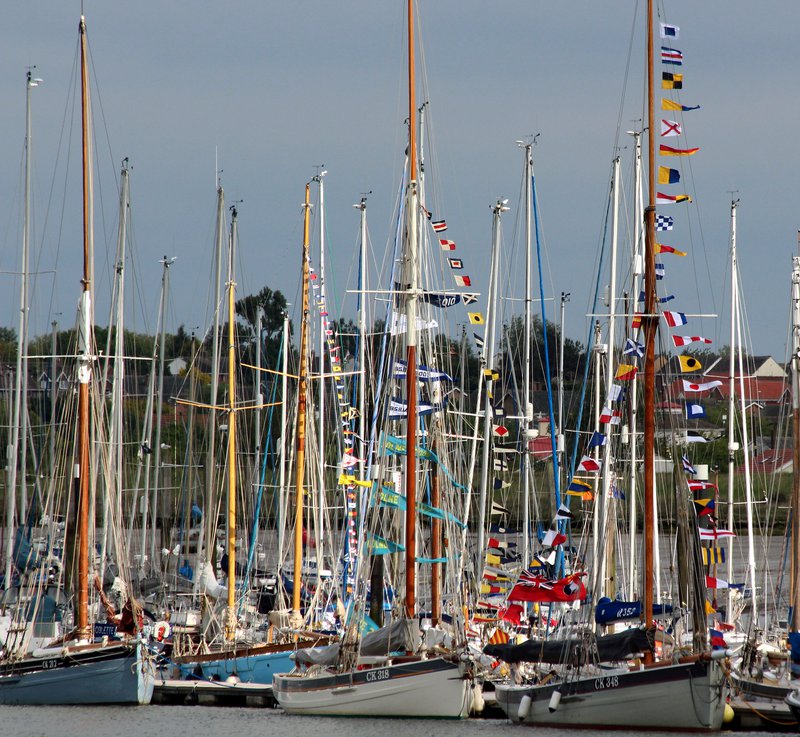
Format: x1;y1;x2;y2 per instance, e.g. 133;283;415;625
0;706;776;737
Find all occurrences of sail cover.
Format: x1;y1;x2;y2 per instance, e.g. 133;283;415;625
293;618;414;666
484;627;653;665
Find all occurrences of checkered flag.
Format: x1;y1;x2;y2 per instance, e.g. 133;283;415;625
656;214;674;231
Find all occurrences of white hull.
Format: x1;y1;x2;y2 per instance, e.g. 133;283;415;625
273;656;472;718
495;657;728;730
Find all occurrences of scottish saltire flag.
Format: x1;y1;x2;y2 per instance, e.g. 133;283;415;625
686;402;706;419
660;23;680;39
682;455;696;474
662;98;700;112
661;46;683;65
623;338;645;357
588;431;607;448
656;214;674;231
663;311;687;327
658;166;680;184
655;263;665;280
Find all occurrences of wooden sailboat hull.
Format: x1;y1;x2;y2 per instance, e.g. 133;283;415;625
494;657;728;730
174;644;299;683
273;656;472;718
0;641;154;705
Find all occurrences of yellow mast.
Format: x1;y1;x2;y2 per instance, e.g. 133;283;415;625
292;184;312;618
225;208;238;641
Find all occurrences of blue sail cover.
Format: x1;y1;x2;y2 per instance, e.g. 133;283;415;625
788;632;800;669
594;597;673;624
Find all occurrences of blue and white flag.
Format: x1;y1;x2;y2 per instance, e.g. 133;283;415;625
682;455;696;474
660;23;679;39
686;403;706;419
623;338;645;358
588;431;607;449
656;215;674;231
655;263;665;280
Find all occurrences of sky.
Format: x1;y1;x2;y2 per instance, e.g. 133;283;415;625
1;1;797;361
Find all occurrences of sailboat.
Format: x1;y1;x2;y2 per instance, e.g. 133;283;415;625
488;1;729;729
167;197;328;684
0;15;153;706
272;0;473;718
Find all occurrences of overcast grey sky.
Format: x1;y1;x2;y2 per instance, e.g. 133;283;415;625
1;1;797;359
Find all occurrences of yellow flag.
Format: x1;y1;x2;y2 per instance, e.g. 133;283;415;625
705;599;716;614
679;355;702;372
468;312;485;325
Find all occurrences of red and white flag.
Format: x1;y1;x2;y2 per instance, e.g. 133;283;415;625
698;528;735;540
682;379;723;392
439;239;456;250
672;335;712;347
542;529;567;548
663;311;688;327
705;576;730;589
432;220;447;232
578;454;601;473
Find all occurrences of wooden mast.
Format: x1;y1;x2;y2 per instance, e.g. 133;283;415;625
403;0;419;621
225;207;238;641
76;14;92;640
292;184;312;618
642;0;657;649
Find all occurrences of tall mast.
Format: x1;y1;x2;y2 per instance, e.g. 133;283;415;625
100;160;129;580
254;305;263;479
314;169;327;586
628;130;644;600
76;14;93;639
403;0;419;620
476;201;505;577
292;183;312;619
150;256;174;566
599;157;621;600
277;309;289;568
521;143;533;572
790;251;800;634
731;203;757;623
356;196;368;481
225;206;239;641
203;186;225;575
642;0;657;640
5;70;40;588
